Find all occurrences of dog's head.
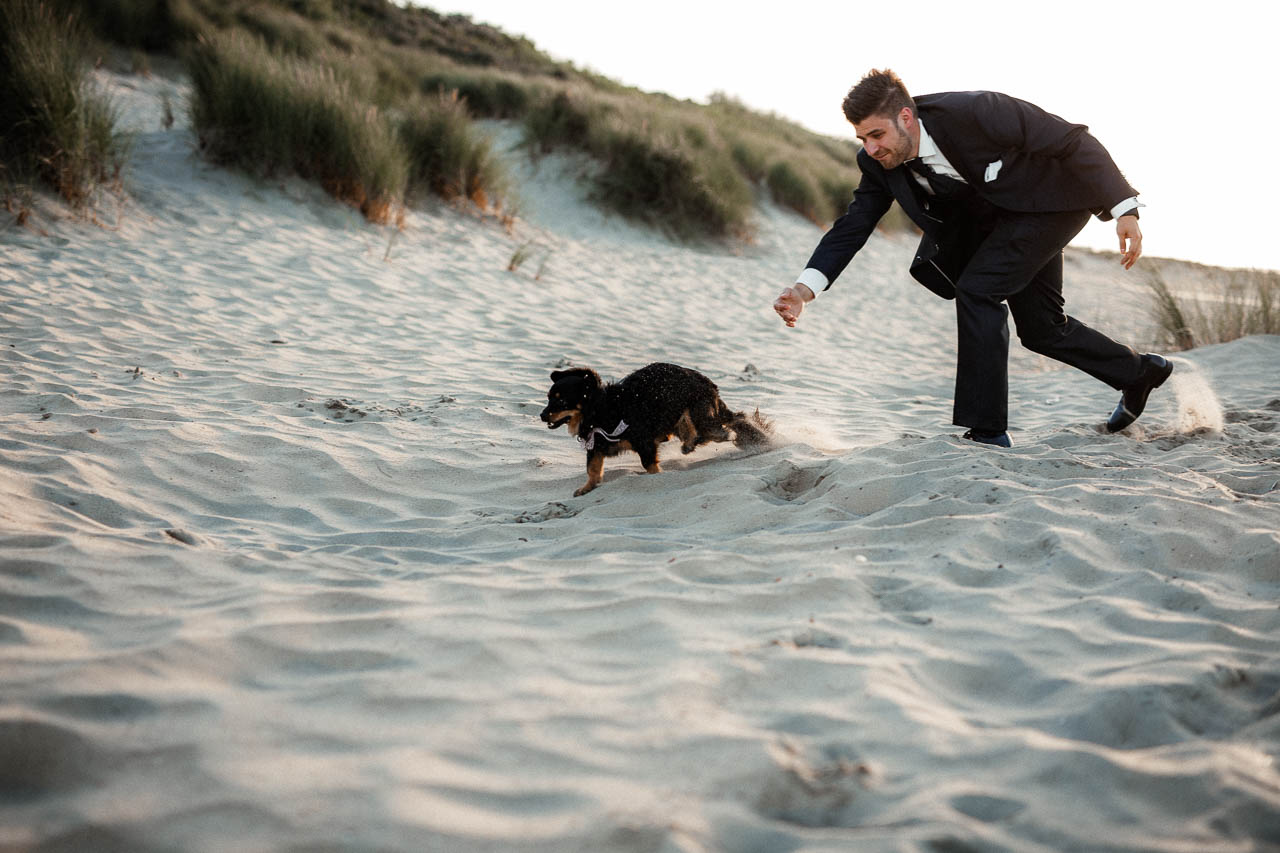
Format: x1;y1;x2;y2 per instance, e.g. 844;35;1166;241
540;367;601;432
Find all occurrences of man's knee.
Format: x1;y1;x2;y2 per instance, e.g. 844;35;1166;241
1015;315;1074;353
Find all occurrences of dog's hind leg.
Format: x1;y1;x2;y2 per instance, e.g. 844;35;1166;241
693;400;732;446
676;411;703;454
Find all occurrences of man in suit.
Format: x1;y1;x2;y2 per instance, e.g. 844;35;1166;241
773;69;1172;446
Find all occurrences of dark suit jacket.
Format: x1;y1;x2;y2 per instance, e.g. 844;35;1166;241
804;90;1137;299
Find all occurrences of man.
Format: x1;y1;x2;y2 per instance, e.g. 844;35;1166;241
773;69;1171;446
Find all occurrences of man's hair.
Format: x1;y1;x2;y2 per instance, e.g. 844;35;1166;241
842;69;915;125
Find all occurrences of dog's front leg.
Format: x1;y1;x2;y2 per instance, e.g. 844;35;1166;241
636;442;661;474
574;452;605;496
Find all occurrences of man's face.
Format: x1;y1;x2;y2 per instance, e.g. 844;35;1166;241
854;110;916;170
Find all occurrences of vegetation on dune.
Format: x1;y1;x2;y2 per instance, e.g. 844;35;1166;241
186;30;409;223
420;69;531;120
15;0;894;241
519;89;756;238
0;0;131;210
50;0;204;52
1145;264;1280;351
399;89;505;208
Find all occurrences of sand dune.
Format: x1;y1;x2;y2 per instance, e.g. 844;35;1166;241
1;70;1278;852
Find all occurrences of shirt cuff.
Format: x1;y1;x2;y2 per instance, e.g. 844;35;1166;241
795;268;829;299
1110;197;1143;220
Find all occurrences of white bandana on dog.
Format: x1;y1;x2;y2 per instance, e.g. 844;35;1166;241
579;420;628;450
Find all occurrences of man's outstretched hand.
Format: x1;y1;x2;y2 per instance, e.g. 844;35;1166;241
773;284;814;327
1117;214;1142;270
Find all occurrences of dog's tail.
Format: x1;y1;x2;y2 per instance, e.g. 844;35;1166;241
727;406;773;447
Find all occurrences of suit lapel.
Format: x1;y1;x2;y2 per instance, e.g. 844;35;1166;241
916;103;982;187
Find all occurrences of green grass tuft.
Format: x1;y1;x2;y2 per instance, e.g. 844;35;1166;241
186;30;407;222
420;70;532;119
522;89;757;239
766;161;821;224
591;131;752;239
51;0;204;53
234;4;328;58
522;90;599;154
0;0;130;208
399;90;506;209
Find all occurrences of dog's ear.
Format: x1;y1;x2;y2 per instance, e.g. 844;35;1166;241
550;367;600;388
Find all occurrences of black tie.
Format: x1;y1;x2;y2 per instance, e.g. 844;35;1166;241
907;157;967;198
906;157;936;194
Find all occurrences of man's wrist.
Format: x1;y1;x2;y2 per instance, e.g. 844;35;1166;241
795;267;828;299
1109;197;1142;220
793;283;815;302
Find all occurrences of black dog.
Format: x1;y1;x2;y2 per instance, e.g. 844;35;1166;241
540;362;771;496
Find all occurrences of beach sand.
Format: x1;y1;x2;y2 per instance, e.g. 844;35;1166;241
1;70;1278;852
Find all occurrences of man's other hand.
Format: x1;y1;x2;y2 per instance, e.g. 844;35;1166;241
774;284;813;327
1117;215;1142;270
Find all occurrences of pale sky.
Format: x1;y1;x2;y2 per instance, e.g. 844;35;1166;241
428;0;1278;272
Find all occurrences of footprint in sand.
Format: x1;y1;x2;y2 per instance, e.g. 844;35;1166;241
750;740;875;828
759;460;830;503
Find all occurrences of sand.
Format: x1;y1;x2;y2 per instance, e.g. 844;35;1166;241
1;69;1278;853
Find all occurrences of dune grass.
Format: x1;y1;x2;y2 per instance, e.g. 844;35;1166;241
518;88;757;238
399;89;506;209
765;161;823;224
420;68;532;120
187;30;408;223
186;30;507;224
1145;264;1280;350
592;128;753;239
516;87;873;239
35;0;888;240
50;0;203;53
0;0;130;209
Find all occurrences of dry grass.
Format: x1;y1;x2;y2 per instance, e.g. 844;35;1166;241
1145;263;1280;350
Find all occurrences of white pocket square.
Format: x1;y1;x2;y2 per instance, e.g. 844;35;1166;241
984;160;1003;182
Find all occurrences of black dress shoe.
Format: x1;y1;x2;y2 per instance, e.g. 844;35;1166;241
963;429;1012;447
1106;353;1173;432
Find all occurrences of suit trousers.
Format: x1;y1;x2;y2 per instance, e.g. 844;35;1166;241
948;207;1144;433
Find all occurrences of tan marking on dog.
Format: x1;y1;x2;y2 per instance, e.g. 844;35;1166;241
575;454;604;496
543;409;581;432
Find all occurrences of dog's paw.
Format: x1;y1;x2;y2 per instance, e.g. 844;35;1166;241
573;483;596;497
